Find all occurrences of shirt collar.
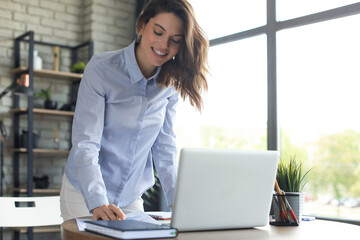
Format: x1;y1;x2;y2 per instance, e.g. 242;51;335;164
125;40;161;84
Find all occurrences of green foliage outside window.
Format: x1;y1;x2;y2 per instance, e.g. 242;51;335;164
313;129;360;201
200;126;360;203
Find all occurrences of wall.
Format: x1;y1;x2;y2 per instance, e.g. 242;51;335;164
85;0;136;54
0;1;136;237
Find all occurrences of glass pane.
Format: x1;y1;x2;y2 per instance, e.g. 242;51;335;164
277;0;360;21
278;14;360;219
175;35;267;152
188;0;266;39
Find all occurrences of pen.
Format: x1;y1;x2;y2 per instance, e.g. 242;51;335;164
273;193;286;222
149;214;171;221
275;180;290;221
283;196;298;225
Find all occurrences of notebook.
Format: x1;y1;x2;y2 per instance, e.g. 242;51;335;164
85;219;177;239
171;148;279;232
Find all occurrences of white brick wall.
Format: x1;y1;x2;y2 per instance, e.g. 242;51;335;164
0;0;136;195
90;0;136;53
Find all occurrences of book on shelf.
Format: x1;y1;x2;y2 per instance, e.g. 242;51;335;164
85;219;177;239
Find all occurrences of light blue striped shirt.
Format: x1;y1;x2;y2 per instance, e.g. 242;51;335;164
64;40;178;212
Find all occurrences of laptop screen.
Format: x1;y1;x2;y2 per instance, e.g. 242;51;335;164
171;148;279;231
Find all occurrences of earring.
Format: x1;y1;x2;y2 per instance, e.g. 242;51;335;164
172;55;176;60
136;34;142;43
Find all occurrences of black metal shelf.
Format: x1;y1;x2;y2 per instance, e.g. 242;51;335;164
10;31;93;200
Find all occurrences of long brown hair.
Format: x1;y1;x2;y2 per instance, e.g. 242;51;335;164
136;0;209;111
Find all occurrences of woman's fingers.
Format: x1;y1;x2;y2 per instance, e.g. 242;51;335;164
109;204;126;220
92;204;125;220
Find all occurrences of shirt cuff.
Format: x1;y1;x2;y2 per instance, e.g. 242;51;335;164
87;194;109;213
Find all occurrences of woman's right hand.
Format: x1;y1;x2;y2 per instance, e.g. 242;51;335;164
92;204;126;220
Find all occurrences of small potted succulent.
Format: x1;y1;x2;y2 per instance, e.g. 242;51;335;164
71;61;86;73
35;85;57;110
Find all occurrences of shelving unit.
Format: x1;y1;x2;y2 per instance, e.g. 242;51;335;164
8;30;93;239
10;31;93;196
15;226;60;234
11;107;75;117
10;187;61;194
10;67;83;81
12;148;70;154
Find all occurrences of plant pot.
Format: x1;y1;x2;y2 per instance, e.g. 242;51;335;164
33;175;49;189
44;100;57;110
273;192;305;223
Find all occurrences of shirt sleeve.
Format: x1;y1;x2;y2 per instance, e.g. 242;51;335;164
152;91;179;207
70;56;109;211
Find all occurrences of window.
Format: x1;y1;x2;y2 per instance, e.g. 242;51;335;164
182;0;360;221
277;0;359;21
278;14;360;219
175;36;267;151
189;0;266;39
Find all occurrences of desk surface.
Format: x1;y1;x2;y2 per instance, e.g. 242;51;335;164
61;219;360;240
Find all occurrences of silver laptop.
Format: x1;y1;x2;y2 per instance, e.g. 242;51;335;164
171;148;279;232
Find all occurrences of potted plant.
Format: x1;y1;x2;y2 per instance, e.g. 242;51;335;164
35;85;57;110
274;155;312;222
143;170;162;211
71;61;86;73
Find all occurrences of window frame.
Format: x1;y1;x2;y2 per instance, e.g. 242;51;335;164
207;0;360;224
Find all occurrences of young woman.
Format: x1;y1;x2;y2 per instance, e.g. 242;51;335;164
60;0;208;221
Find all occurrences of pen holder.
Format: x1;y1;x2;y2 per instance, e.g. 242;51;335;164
271;193;303;226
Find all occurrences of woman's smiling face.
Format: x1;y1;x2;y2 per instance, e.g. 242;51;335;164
136;12;184;77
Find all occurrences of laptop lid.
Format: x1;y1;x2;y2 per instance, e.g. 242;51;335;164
171;148;279;232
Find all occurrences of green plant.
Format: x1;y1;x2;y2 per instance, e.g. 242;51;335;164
71;61;86;73
143;169;162;211
35;86;51;101
276;155;312;192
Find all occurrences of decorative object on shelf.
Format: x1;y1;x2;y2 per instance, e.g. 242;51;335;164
71;61;86;73
33;50;42;70
275;155;312;223
44;100;57;109
53;128;59;150
33;175;49;189
53;46;61;71
20;130;38;148
35;85;57;110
